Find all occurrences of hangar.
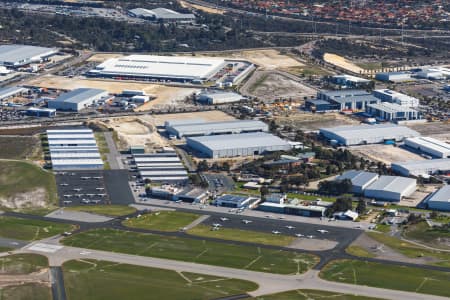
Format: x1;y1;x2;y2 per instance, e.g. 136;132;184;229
88;55;227;83
48;88;109;111
336;170;379;194
319;124;420;146
186;132;292;158
197;90;245;105
404;137;450;158
132;150;188;183
214;194;259;208
166;120;268;138
0;44;58;68
426;185;450;211
391;159;450;177
364;176;416;202
129;8;195;23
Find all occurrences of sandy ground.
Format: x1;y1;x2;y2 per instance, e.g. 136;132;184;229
407;122;450;141
274;112;359;131
87;53;124;63
349;144;424;166
0;269;50;289
179;0;225;14
0;188;48;209
252;72;316;100
149;110;235;127
26;75;198;110
324;53;364;74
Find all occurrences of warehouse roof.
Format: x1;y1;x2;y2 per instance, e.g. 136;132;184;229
428;185;450;204
187;132;290;151
168;120;267;136
130;7;195;20
0;86;28;101
50;152;101;159
367;102;418;113
392;159;450;172
134;157;181;163
405;137;450;154
48;139;97;145
91;55;226;80
330;94;379;104
51;159;104;166
0;45;57;65
333;74;371;83
53;88;107;104
320;124;420;140
319;89;371;97
365;176;416;194
336;170;378;187
47;134;95;139
47;129;94;134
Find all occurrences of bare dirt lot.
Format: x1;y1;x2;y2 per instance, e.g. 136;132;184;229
274;112;359;131
149;110;235;127
87;53;124;63
407;122;450;141
243;71;316;101
179;0;225;14
349;144;425;166
324;53;364;74
26;75;198;110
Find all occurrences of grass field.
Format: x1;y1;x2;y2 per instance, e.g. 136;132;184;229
403;221;450;250
0;136;42;160
0;216;74;241
0;254;48;274
345;246;375;258
67;205;136;217
0;283;51;300
62;259;258;300
254;289;383;300
123;211;200;232
62;228;318;274
94;132;110;170
0;160;57;210
188;225;295;247
320;259;450;298
367;232;450;267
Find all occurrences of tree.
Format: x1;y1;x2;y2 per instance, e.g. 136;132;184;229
260;185;269;201
356;199;366;215
197;160;208;172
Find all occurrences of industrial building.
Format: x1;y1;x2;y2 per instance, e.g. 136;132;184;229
129;7;195;23
364;176;417;202
305;99;340;112
26;107;56;117
0;86;29;102
404;137;450;158
375;72;412;82
336;170;379;194
197;90;245;105
373;89;419;107
47;128;103;170
214;194;259;208
329;74;373;89
187;132;292;158
391;159;450;177
48;88;108;111
166;119;268;138
258;202;326;217
133;150;188;183
319;124;420;146
88;55;227;83
426;185;450;211
366;102;421;121
317;90;380;111
0;45;58;68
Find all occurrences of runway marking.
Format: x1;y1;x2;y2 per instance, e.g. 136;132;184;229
28;243;63;253
195;248;209;260
244;255;262;269
177;271;192;283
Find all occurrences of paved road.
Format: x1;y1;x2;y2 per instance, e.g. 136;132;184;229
19;243;450;300
0;237;29;249
50;267;67;300
104;131;124;170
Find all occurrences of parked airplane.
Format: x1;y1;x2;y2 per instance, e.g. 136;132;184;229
220;217;229;221
285;225;295;230
295;233;304;237
73;188;82;192
307;235;314;239
212;223;222;227
272;230;281;234
317;229;329;234
242;220;252;224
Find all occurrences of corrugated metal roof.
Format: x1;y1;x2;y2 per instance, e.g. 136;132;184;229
168;120;268;136
53;88;107;104
337;170;378;187
392;159;450;170
187;132;290;151
365;176;416;194
405;137;450;154
0;86;28;100
0;45;57;65
320;124;420;140
428;185;450;204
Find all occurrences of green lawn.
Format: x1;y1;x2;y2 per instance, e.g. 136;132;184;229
188;225;295;247
0;254;48;274
62;259;258;300
62;228;318;274
0;216;74;241
67;205;136;217
123;211;200;232
0;160;57;210
345;246;375;258
94;132;110;170
403;221;450;250
254;289;383;300
320;259;450;298
367;232;450;267
374;224;391;233
0;283;51;300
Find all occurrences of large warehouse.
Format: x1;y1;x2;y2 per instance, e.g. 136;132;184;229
336;170;379;194
187;132;292;158
404;137;450;158
373;89;419;107
317;90;380;111
166;120;268;138
88;55;227;83
426;185;450;211
197;90;245;105
364;176;416;202
129;7;195;23
391;159;450;177
319;124;420;146
47;128;103;170
132;150;188;183
48;88;108;111
366;102;421;122
0;44;58;68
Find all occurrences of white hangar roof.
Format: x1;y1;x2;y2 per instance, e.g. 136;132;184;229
320;124;420;141
365;176;416;194
0;44;58;66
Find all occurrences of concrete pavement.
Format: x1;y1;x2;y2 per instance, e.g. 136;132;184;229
18;242;450;300
104;131;124;170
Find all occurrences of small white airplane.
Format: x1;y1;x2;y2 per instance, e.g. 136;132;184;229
317;229;329;234
60;183;69;186
272;230;281;235
295;233;304;237
95;187;104;191
63;194;72;198
307;235;314;239
242;220;252;224
285;225;295;230
220;217;229;221
212;223;222;227
73;188;82;192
